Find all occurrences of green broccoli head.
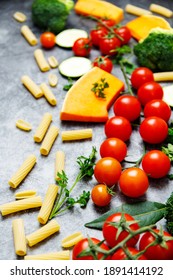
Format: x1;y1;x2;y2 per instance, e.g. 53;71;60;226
134;28;173;72
32;0;74;34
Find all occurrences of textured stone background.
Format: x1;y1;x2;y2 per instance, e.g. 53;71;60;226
0;0;173;260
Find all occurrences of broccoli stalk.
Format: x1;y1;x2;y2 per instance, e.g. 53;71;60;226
134;28;173;72
164;192;173;235
32;0;74;34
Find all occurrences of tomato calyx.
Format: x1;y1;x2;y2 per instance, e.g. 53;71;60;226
93;55;109;67
150;227;173;249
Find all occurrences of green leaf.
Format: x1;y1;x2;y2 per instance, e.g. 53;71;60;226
85;201;166;229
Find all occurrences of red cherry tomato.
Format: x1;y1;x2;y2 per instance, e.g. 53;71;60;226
99;35;121;56
119;167;149;198
72;38;92;57
98;19;116;28
94;157;122;187
114;26;131;45
113;95;141;122
72;237;110;260
141;150;171;179
102;213;140;248
137;81;164;106
90;27;108;47
91;184;112;207
104;116;132;142
40;32;56;49
100;137;127;162
139;116;168;144
92;56;113;73
139;229;173;260
111;247;147;260
144;99;171;122
131;67;154;89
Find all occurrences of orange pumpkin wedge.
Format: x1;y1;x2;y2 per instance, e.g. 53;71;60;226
74;0;124;23
60;67;124;123
126;14;171;41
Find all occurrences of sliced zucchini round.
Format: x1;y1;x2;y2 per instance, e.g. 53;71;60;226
163;85;173;107
55;29;88;48
59;57;92;78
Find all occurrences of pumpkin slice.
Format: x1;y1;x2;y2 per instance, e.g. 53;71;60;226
126;14;171;41
74;0;124;23
60;67;124;122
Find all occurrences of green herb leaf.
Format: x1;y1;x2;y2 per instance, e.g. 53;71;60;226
91;78;109;98
85;201;166;229
63;77;73;91
162;143;173;161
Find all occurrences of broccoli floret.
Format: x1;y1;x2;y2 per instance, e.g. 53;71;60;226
164;192;173;235
134;28;173;72
32;0;74;34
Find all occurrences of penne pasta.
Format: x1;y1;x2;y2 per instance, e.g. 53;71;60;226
149;4;173;18
8;154;37;188
0;196;42;216
21;25;38;46
33;112;52;143
48;73;58;87
24;250;70;260
13;11;27;22
125;4;152;16
38;184;59;225
61;232;83;248
26;220;60;247
40;125;59;156
154;72;173;82
61;128;92;141
15;189;37;200
40;83;57;106
34;49;50;72
48;56;59;68
16;119;32;131
12;219;27;256
55;151;65;181
21;75;43;99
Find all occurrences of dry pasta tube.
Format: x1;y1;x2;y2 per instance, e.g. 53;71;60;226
8;154;37;188
125;4;152;16
149;4;173;18
26;220;60;247
21;25;38;46
38;184;59;225
55;151;65;180
61;129;92;141
12;219;27;256
40;83;57;106
61;232;84;248
33;112;52;143
15;189;37;200
21;75;43;99
16;119;32;131
48;56;59;68
0;196;42;216
48;73;58;87
154;72;173;82
34;49;50;72
24;250;70;260
40;125;59;156
13;12;27;22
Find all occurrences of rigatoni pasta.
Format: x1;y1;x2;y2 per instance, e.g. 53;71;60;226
38;184;59;225
125;4;151;16
55;151;65;181
21;75;43;99
149;4;173;18
12;219;26;256
21;25;38;46
15;189;37;200
0;196;42;216
48;56;59;68
24;250;70;260
33;112;52;143
26;220;60;247
13;12;27;22
154;72;173;82
40;125;59;156
61;128;92;141
61;232;83;248
8;154;37;188
34;49;50;72
40;83;57;106
16;119;32;131
48;73;58;87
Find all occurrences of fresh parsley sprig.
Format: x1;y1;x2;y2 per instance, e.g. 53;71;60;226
91;78;109;98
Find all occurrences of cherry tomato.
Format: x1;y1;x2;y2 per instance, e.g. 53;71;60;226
137;81;164;106
139;116;168;144
100;137;127;162
91;184;112;207
102;213;140;248
99;35;121;56
111;247;147;260
104;116;132;142
114;26;131;45
113;95;141;122
40;32;56;49
141;150;171;179
139;229;173;260
119;167;149;198
144;99;171;122
131;67;154;89
98;19;116;28
94;157;122;187
72;38;92;57
72;237;111;260
90;27;108;47
92;56;113;73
